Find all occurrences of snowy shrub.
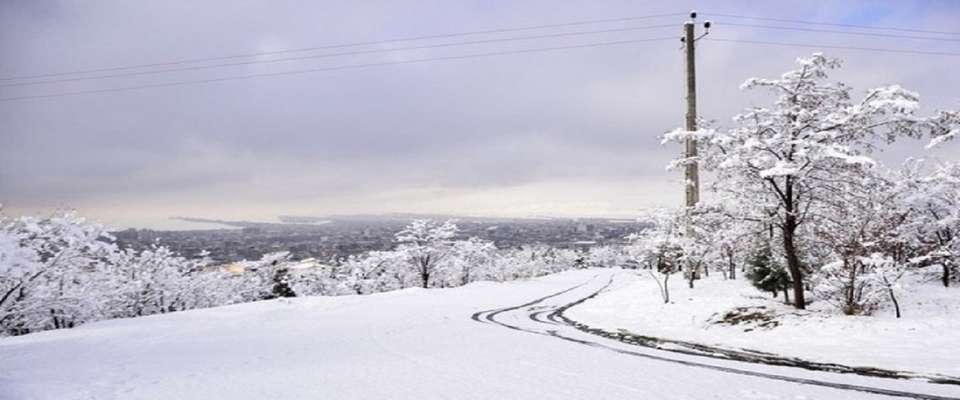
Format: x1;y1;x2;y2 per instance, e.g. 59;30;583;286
583;246;628;269
338;251;405;295
624;210;690;303
0;211;117;335
286;261;343;297
446;237;497;285
228;252;301;301
813;254;910;317
899;160;960;287
105;246;214;317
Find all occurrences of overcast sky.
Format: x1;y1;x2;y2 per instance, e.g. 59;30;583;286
1;0;958;229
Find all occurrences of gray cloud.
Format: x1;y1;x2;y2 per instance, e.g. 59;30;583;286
1;0;958;227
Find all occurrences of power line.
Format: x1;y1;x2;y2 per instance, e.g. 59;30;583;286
718;21;960;42
0;12;685;82
0;24;676;88
0;36;677;103
707;37;960;57
705;12;960;36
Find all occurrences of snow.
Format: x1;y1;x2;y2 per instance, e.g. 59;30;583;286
864;85;920;114
660;128;717;144
759;162;800;178
568;272;960;377
2;269;959;400
926;129;957;149
823;146;876;166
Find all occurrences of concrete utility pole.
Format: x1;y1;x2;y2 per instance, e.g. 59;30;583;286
681;11;710;287
683;11;709;210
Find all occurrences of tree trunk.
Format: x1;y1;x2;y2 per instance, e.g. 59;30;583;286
728;252;736;280
845;259;857;314
887;287;901;318
419;256;431;288
782;212;806;309
663;273;671;303
943;264;951;288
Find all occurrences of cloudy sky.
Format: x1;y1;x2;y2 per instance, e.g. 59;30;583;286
1;0;958;229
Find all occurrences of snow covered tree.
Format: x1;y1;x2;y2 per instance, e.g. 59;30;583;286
899;160;960;287
666;53;959;309
484;247;539;282
0;211;116;335
395;220;458;288
286;259;343;297
269;267;296;299
584;245;628;269
447;237;497;286
804;161;918;315
625;210;689;303
231;252;297;300
106;246;210;317
481;245;577;282
687;203;759;280
814;253;911;317
339;251;405;294
859;254;910;318
540;247;582;273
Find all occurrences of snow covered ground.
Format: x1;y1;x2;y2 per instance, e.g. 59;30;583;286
2;269;958;400
568;271;960;377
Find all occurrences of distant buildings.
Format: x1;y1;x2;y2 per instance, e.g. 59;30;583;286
114;217;650;263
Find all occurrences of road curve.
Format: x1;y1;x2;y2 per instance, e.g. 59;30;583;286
472;272;960;400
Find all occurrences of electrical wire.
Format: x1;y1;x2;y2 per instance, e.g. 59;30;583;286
6;12;958;103
706;37;960;57
705;12;960;36
717;21;960;42
0;24;676;88
0;36;677;103
0;12;686;82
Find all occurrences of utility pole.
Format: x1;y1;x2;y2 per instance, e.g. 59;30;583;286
681;11;710;287
683;19;699;209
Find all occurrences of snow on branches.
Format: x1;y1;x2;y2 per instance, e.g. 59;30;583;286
624;209;691;303
663;53;960;311
394;219;458;288
0;211;116;334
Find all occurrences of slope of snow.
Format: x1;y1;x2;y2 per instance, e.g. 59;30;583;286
1;269;957;400
567;272;960;376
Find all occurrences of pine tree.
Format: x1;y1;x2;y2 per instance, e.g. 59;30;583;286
746;245;792;302
269;267;296;299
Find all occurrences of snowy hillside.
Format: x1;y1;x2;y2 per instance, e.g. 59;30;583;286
2;269;959;400
568;272;960;376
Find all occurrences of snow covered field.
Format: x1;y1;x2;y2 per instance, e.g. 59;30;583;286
2;269;959;400
568;272;960;377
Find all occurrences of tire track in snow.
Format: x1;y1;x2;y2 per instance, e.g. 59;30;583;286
474;273;960;400
470;275;595;330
